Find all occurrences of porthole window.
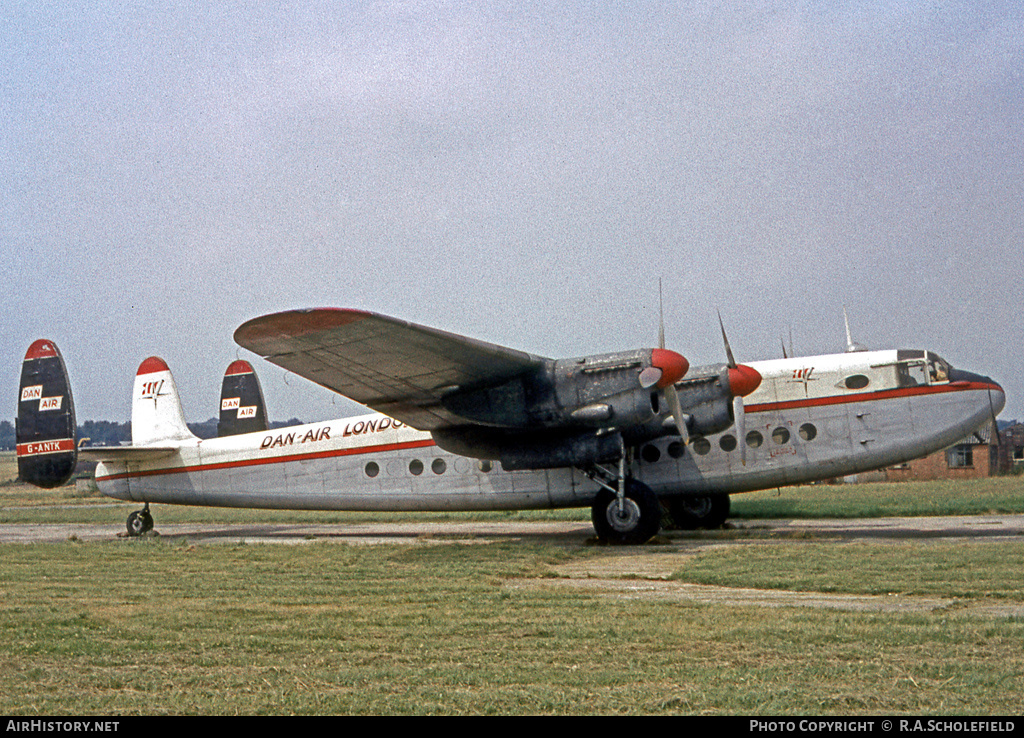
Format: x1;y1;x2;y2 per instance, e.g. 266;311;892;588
720;434;737;452
746;430;764;448
431;458;447;474
478;460;493;473
799;423;818;442
844;374;870;390
641;444;661;463
409;459;424;476
668;441;685;459
691;437;711;455
772;427;791;445
365;461;380;478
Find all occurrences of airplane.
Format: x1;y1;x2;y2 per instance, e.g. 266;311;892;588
15;308;1006;544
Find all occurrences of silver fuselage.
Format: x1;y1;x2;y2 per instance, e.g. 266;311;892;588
95;349;1005;511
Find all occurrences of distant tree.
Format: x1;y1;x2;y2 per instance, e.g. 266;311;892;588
188;418;220;440
78;420;131;447
0;420;14;451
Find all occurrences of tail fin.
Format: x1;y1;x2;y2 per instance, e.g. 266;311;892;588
16;340;77;488
218;360;269;437
132;357;197;445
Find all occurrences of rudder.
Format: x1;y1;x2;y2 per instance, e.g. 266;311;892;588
132;357;197;445
218;360;269;437
16;340;77;488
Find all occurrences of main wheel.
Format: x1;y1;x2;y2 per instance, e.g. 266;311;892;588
667;493;730;530
591;479;661;545
126;509;154;537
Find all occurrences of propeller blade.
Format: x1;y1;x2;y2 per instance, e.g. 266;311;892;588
734;395;746;465
719;311;760;460
666;383;690;444
655;281;689;442
718;311;737;369
658;279;666;350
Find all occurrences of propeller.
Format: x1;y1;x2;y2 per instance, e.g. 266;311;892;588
718;312;762;465
657;281;690;444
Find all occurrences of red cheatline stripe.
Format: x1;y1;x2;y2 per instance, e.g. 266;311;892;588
17;439;75;457
745;381;1000;414
94;438;438;482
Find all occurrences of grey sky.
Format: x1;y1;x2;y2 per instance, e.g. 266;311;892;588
3;1;1022;426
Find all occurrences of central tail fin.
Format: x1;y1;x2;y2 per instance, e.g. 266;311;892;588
218;360;269;437
132;357;197;445
16;340;77;488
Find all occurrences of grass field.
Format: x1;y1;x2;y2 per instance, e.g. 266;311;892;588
1;453;1023;715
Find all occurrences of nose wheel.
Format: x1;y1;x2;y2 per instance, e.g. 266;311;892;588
126;506;154;537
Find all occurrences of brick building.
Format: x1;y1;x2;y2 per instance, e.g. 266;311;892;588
883;422;1020;482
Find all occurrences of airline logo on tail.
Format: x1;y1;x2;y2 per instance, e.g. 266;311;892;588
139;379;166;401
21;386;64;410
221;396;257;419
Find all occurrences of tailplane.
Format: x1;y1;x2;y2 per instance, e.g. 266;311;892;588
16;340;77;488
132;357;197;445
218;360;269;437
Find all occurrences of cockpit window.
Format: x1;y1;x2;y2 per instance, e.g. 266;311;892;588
895;350;951;387
927;352;950;384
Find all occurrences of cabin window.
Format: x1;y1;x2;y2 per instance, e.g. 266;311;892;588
365;462;380;478
691;437;711;455
409;459;424;475
799;423;818;442
641;444;661;463
478;460;493;473
844;374;870;390
720;434;737;452
668;441;685;459
772;427;790;445
947;445;973;468
746;431;764;448
431;458;447;475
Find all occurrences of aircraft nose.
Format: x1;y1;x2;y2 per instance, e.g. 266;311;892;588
949;367;1005;414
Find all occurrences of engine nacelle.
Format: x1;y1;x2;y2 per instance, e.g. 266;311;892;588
440;348;686;432
683;396;734;436
672;364;736;437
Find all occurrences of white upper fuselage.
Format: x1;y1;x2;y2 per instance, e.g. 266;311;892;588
94;348;1005;511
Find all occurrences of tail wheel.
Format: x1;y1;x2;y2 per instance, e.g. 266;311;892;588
667;493;730;530
127;509;154;537
591;479;661;545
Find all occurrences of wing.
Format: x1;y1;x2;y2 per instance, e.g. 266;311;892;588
234;308;548;430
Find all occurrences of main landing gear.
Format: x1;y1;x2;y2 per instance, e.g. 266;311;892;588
126;505;154;537
666;493;730;530
581;458;661;545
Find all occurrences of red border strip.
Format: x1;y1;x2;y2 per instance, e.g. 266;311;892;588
95;438;438;482
17;439;75;457
745;381;999;414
